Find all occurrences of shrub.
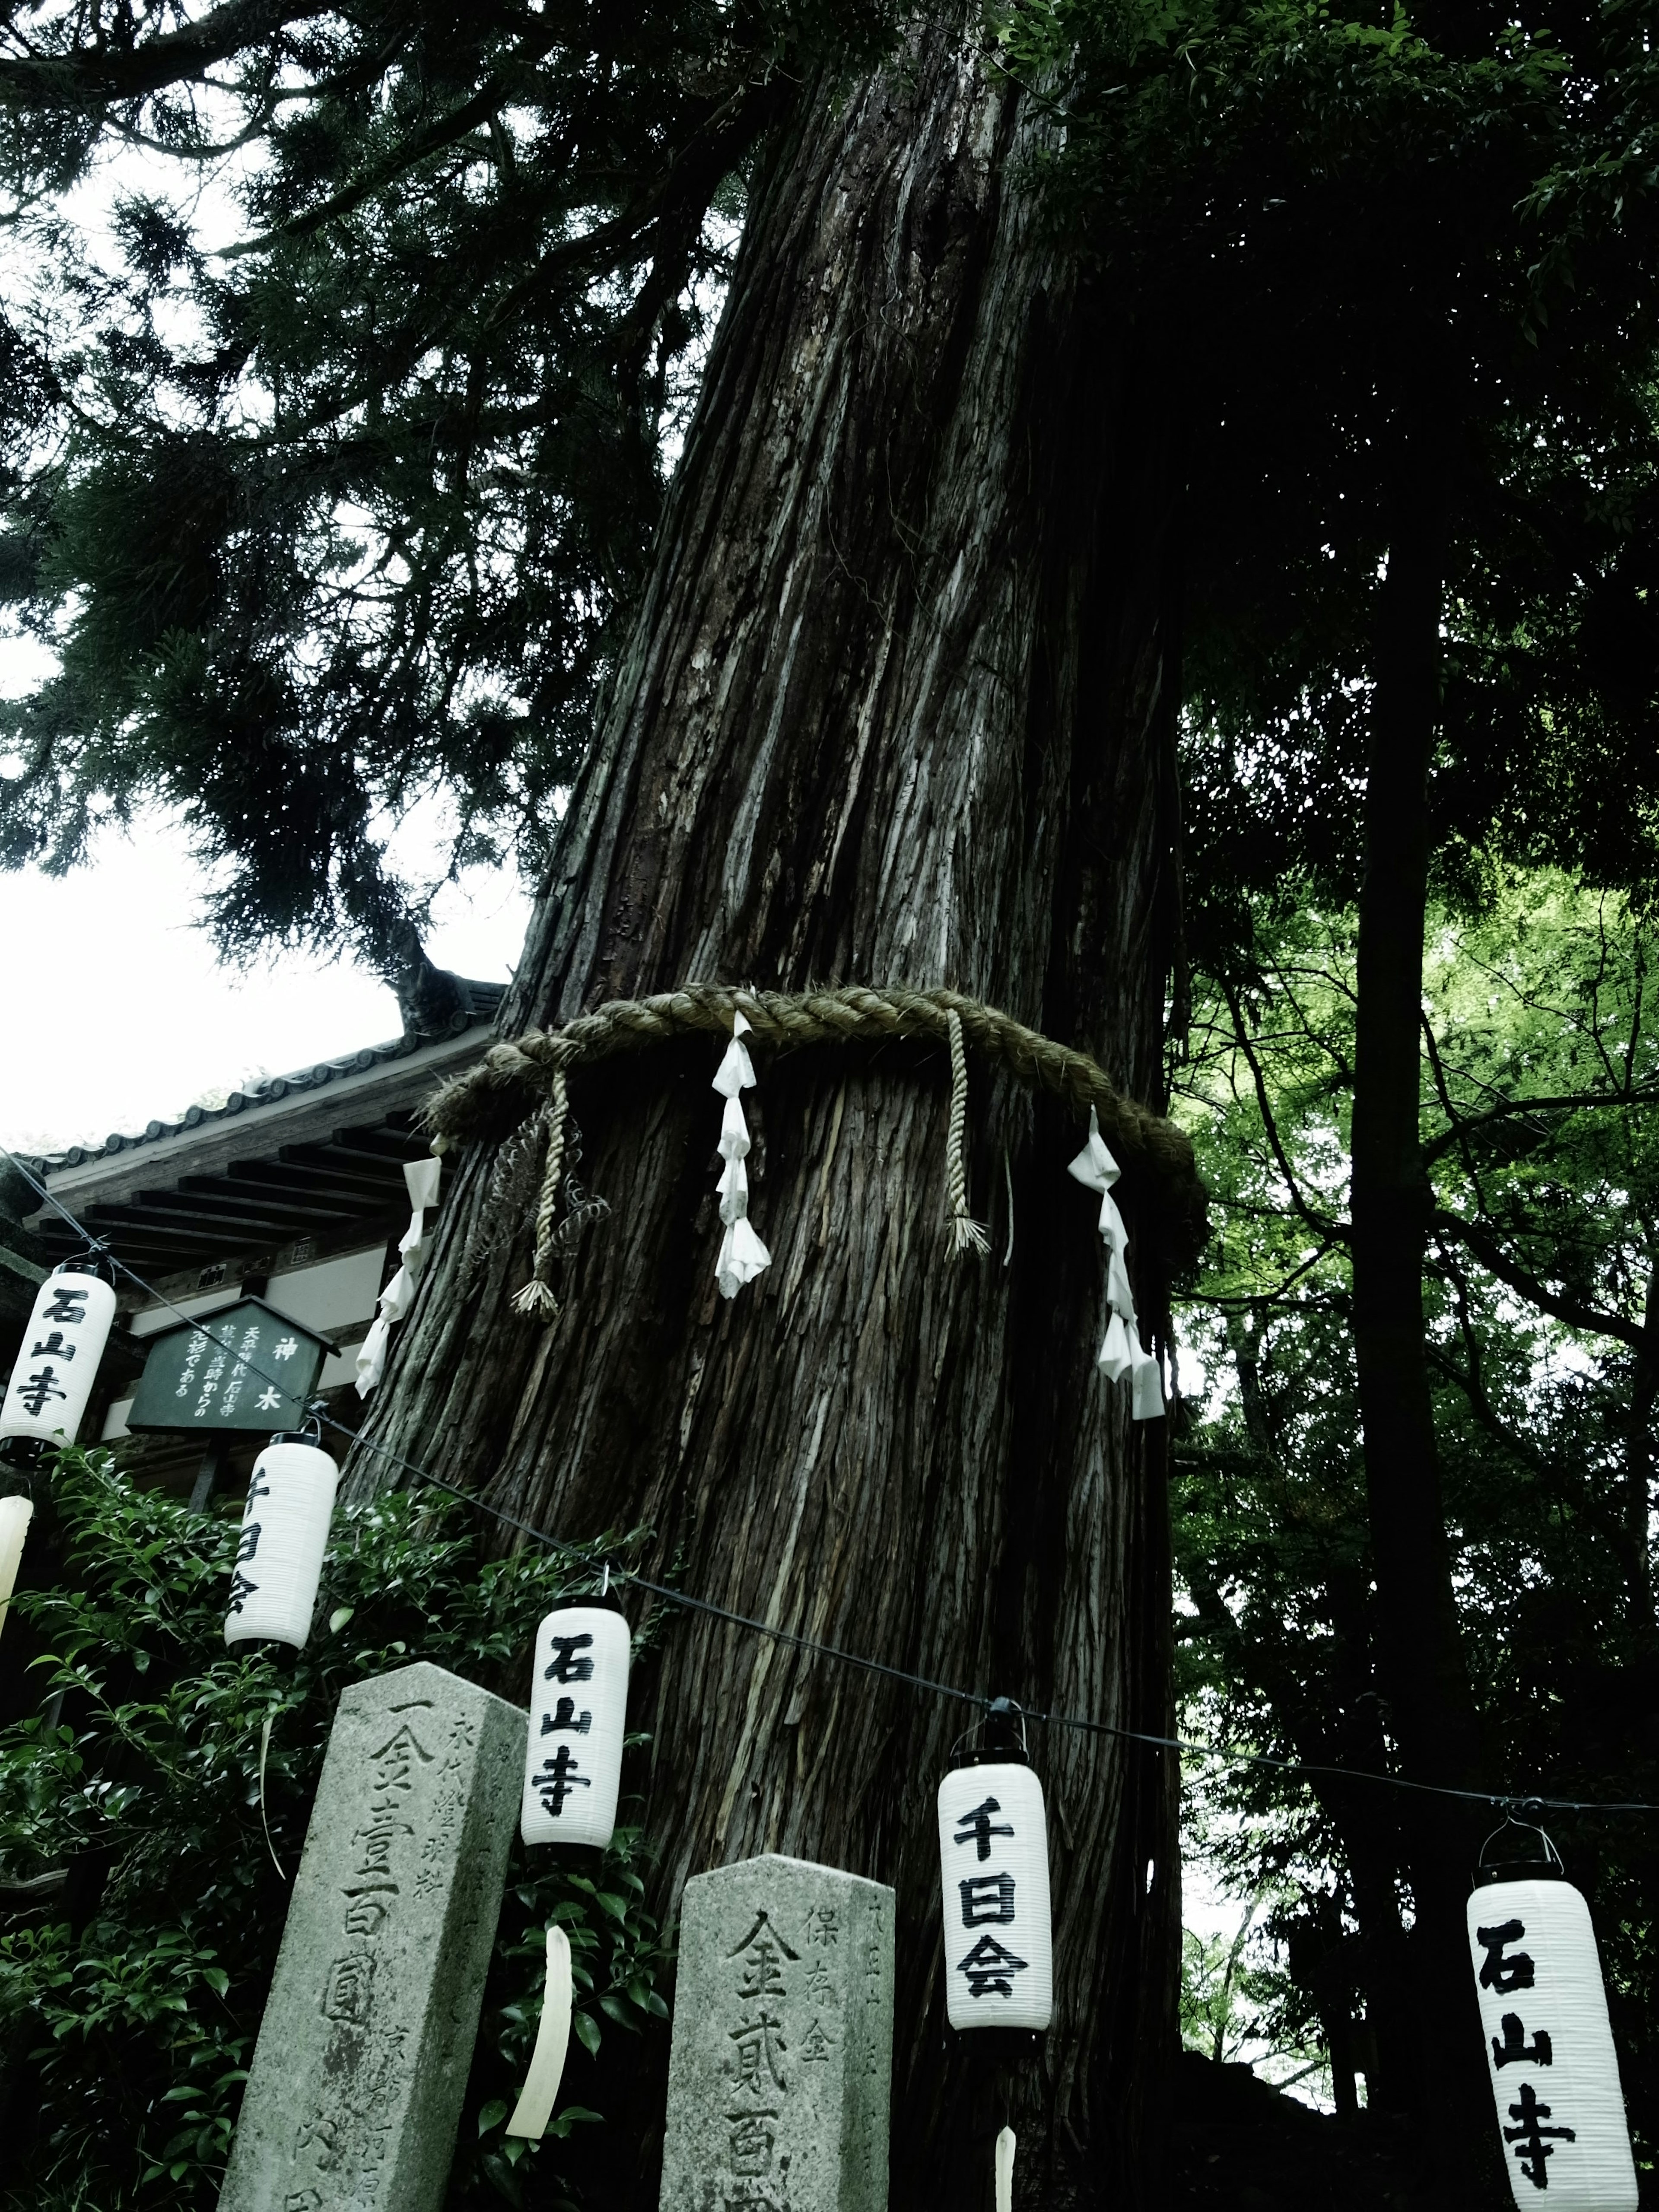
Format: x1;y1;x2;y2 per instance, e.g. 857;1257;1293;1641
0;1447;667;2211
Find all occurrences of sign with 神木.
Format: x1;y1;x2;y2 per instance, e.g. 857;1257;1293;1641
125;1297;332;1433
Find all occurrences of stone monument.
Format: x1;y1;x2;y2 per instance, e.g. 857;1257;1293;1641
659;1853;896;2212
219;1660;526;2212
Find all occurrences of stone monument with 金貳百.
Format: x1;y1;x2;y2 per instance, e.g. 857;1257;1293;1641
658;1852;896;2212
217;1660;525;2212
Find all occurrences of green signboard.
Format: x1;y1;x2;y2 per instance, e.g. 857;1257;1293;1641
126;1298;334;1434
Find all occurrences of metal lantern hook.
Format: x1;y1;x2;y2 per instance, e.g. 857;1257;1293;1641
1478;1810;1564;1873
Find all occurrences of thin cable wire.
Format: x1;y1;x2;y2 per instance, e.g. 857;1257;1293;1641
5;1142;1657;1817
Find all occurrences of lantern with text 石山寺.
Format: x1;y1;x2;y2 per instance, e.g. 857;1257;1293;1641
936;1756;1054;2033
520;1605;630;1849
0;1266;117;1448
1468;1840;1638;2210
223;1437;339;1651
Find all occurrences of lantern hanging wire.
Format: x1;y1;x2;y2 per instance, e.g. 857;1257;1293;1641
6;1141;1659;1819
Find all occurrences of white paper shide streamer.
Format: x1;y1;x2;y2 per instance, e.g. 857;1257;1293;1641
521;1605;629;1849
995;2127;1017;2212
0;1267;117;1447
712;1010;771;1298
0;1494;34;1637
1468;1875;1638;2209
506;1923;575;2139
223;1440;339;1651
936;1761;1054;2031
1067;1109;1163;1420
356;1154;443;1395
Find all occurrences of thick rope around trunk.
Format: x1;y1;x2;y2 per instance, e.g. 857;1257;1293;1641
426;983;1207;1272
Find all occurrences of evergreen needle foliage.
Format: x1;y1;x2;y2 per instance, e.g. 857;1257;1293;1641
0;1449;669;2211
0;0;897;1005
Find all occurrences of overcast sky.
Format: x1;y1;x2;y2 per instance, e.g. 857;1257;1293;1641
0;820;531;1155
0;630;531;1152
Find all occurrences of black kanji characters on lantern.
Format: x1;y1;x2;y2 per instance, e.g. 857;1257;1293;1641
1493;2013;1554;2070
953;1797;1015;1862
15;1367;67;1418
42;1284;90;1326
226;1570;259;1615
236;1523;261;1565
544;1632;595;1683
1503;2079;1576;2189
540;1694;592;1735
29;1332;75;1361
959;1872;1017;1926
956;1933;1028;1999
1477;1920;1537;1994
534;1743;591;1815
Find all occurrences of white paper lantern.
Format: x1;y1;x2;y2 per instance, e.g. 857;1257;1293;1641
1468;1874;1638;2209
521;1605;629;1849
936;1760;1053;2031
0;1494;34;1636
0;1267;117;1447
223;1440;338;1651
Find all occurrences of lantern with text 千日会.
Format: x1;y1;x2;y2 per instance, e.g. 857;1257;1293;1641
223;1438;339;1651
1468;1862;1638;2209
521;1605;629;1850
936;1759;1054;2033
0;1266;117;1449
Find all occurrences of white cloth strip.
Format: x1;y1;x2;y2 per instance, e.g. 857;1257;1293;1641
506;1923;575;2139
1067;1109;1163;1420
710;1011;771;1298
357;1151;442;1395
996;2128;1017;2212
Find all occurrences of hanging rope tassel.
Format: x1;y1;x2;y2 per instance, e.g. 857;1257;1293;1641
995;2126;1016;2212
512;1067;570;1319
946;1008;991;1256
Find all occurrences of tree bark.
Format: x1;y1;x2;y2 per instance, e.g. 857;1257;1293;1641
1351;478;1496;2190
353;26;1185;2209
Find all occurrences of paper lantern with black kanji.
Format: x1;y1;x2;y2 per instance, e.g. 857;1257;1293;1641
223;1439;338;1651
521;1605;629;1849
0;1266;117;1447
936;1760;1053;2031
1468;1874;1637;2209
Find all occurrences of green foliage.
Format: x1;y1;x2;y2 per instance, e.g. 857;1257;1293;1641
0;0;900;989
989;1;1659;973
0;1448;669;2211
1180;1891;1327;2097
1170;872;1659;2145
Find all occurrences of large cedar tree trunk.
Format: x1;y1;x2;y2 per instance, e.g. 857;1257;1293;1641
354;29;1184;2209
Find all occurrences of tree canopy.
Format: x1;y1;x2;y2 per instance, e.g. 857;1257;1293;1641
0;0;890;1015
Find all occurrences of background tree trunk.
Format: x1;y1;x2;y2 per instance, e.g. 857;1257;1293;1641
353;27;1186;2209
1351;472;1498;2194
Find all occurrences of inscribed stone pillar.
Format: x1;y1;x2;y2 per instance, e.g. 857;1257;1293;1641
659;1853;895;2212
219;1660;526;2212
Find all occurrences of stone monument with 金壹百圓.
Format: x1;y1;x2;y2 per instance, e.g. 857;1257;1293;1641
217;1659;525;2212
